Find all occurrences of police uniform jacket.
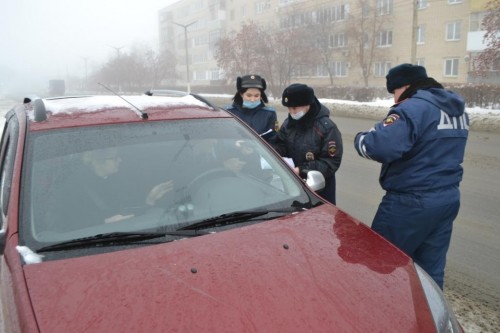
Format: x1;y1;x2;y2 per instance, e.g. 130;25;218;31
225;103;278;142
272;99;343;184
354;88;468;201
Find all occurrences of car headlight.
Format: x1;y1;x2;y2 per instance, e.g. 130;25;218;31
415;263;463;333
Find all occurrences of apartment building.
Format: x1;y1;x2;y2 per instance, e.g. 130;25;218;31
158;0;497;89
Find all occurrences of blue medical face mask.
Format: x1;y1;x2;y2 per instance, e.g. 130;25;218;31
290;110;306;120
242;100;261;109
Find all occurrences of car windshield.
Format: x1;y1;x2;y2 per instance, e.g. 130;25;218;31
20;118;312;248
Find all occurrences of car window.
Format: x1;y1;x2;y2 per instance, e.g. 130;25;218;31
20;118;310;247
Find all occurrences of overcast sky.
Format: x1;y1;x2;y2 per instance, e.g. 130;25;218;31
0;0;177;93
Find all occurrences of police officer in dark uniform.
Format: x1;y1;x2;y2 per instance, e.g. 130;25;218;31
225;74;278;142
271;83;343;205
354;63;469;289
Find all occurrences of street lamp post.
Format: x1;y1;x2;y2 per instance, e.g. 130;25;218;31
410;0;418;64
81;57;88;92
174;21;196;93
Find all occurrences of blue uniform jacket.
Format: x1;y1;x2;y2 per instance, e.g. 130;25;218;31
354;88;468;200
225;103;278;142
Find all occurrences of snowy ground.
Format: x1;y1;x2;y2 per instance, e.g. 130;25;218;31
204;93;500;133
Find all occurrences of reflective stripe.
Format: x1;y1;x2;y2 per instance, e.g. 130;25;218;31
357;134;373;160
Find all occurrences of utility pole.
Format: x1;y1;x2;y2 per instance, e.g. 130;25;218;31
109;45;125;58
174;21;196;93
81;57;88;92
410;0;418;64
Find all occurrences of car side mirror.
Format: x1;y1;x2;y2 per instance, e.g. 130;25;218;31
305;170;325;192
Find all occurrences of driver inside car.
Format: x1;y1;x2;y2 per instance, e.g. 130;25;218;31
46;148;174;231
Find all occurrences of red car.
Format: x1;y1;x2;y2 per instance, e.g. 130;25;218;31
0;92;462;332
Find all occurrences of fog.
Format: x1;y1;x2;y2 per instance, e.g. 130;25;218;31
0;0;176;95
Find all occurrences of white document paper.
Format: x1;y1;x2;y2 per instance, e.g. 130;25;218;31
283;157;295;168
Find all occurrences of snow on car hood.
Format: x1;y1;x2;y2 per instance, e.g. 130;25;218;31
22;205;435;332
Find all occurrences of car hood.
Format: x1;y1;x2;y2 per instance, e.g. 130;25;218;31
23;205;435;332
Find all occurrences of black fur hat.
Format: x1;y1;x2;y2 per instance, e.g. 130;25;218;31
281;83;315;107
386;63;428;93
237;74;266;92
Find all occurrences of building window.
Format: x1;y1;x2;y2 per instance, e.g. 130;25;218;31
316;64;329;77
470;12;487;32
444;58;459;76
448;0;462;4
315;4;348;23
362;3;370;17
377;0;393;16
417;0;428;9
210;69;220;80
256;1;270;14
333;4;348;21
374;62;391;77
416;58;425;67
417;25;426;44
446;21;461;41
193;71;208;81
334;61;348;77
193;53;208;64
377;30;393;47
330;33;348;48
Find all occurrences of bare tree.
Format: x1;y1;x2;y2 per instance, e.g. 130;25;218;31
305;22;336;86
139;46;177;89
346;0;388;87
215;22;267;81
215;19;317;97
91;43;177;92
94;52;146;92
472;0;500;78
264;28;313;96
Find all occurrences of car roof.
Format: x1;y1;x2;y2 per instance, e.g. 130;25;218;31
21;92;232;131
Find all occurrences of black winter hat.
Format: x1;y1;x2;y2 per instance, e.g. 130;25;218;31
237;74;266;91
386;63;428;93
281;83;315;107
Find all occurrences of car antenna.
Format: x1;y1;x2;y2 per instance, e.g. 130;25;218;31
98;83;148;119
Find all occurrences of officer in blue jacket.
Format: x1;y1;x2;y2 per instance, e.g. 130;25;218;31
354;63;469;289
225;74;278;142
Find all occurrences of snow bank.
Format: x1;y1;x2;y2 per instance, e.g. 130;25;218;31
204;94;500;133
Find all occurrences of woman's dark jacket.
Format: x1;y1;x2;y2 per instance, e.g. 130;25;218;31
225;103;278;142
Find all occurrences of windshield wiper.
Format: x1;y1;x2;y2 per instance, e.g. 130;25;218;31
177;207;303;231
36;230;210;253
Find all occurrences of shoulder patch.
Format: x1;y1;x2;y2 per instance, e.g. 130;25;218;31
382;114;400;127
328;141;337;157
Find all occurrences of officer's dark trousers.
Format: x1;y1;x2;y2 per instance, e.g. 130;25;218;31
371;186;460;289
